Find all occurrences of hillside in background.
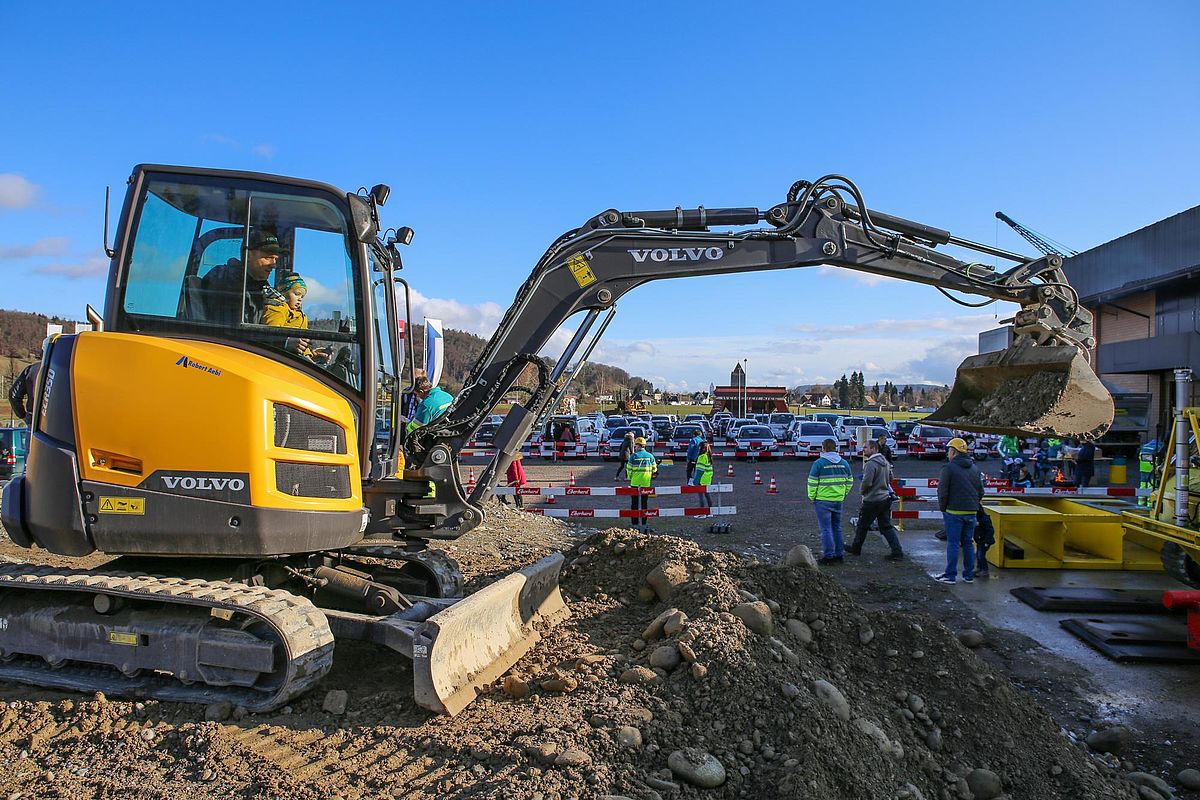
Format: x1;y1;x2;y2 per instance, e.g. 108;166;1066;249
0;309;73;358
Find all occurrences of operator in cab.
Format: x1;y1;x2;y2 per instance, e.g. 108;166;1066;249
201;229;287;326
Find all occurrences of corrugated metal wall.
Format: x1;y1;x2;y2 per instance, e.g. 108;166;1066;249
1063;205;1200;302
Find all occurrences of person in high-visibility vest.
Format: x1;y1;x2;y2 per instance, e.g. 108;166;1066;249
627;436;658;529
406;377;454;433
1138;439;1159;508
808;438;854;564
690;441;714;518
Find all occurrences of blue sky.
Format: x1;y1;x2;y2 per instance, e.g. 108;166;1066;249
2;2;1197;391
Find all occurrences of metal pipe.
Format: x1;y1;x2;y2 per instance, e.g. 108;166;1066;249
546;307;617;415
1176;368;1192;528
549;309;600;383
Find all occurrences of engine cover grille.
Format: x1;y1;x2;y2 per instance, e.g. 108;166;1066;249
276;463;352;499
274;405;347;455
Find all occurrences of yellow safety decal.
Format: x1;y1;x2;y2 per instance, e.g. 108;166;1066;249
99;497;145;515
566;253;596;288
108;631;139;646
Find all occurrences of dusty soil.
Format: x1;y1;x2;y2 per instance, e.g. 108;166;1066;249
0;456;1189;799
949;372;1069;430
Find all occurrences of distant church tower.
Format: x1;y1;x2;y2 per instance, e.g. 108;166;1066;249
730;362;745;387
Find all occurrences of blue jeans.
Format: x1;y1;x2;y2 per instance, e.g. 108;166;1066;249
814;500;845;558
942;512;977;581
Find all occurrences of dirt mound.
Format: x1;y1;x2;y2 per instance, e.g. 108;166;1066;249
0;525;1138;799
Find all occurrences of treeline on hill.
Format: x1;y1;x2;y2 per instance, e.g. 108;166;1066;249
797;373;950;409
0;309;72;358
407;326;652;398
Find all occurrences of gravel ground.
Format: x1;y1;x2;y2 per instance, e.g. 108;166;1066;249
0;453;1192;799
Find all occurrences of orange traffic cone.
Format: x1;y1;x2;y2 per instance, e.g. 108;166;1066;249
545;482;556;504
726;463;735;478
766;475;779;495
467;466;476;488
569;471;576;488
753;469;762;485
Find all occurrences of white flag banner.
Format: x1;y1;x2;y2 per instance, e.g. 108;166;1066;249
425;318;444;388
396;318;407;377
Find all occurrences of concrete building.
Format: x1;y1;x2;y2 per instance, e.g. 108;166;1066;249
1061;204;1200;442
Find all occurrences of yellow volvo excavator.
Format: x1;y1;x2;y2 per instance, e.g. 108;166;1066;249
0;167;1113;714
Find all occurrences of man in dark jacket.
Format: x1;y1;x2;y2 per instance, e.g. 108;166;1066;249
9;361;39;425
1075;440;1096;488
614;431;635;479
846;439;903;560
201;229;287;326
933;437;985;584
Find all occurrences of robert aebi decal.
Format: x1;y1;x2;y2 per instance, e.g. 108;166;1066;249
175;355;221;377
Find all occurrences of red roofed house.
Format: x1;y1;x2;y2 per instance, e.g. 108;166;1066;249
711;363;788;415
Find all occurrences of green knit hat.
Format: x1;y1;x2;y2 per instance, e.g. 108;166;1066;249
281;273;307;293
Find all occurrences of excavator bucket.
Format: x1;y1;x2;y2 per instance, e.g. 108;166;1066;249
925;344;1114;440
410;553;568;715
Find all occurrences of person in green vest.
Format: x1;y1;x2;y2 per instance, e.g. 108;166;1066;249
1138;439;1159;508
626;436;658;530
406;377;454;433
690;441;714;518
808;438;854;564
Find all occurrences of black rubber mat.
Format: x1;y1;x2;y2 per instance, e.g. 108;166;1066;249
1060;618;1200;663
1010;586;1167;614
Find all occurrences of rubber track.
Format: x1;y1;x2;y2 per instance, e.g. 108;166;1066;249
0;560;334;712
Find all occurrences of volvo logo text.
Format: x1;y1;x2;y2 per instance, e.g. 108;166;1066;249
161;476;246;492
628;247;724;263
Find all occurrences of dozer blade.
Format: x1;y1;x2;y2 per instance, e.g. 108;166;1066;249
411;553;568;715
925;344;1114;440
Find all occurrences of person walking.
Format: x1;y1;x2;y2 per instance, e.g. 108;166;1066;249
808;438;854;565
933;437;985;585
686;430;705;482
846;439;903;561
1075;440;1096;489
614;431;635;479
500;451;527;509
998;434;1022;486
626;436;658;530
690;441;714;517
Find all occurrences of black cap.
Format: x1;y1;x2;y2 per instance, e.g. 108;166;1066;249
247;229;288;255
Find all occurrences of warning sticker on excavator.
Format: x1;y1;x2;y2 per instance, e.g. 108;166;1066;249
99;497;145;515
108;631;139;646
566;253;596;288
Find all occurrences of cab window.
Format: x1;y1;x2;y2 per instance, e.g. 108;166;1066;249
120;175;364;389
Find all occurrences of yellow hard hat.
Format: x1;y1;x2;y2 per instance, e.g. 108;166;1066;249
947;437;969;453
634;436;647;446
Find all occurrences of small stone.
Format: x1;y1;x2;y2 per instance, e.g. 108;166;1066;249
1050;765;1063;777
1127;772;1172;798
200;768;215;782
502;675;530;699
1179;768;1200;790
785;619;813;644
645;560;689;601
644;776;680;792
810;619;826;632
677;642;697;663
911;650;924;660
784;544;818;568
204;701;232;722
616;726;642;748
811;679;850;721
926;728;943;752
642;608;680;640
539;677;577;693
637;586;656;603
731;601;773;636
649;645;681;671
885;648;899;657
621;666;660;684
554;748;592;767
667;748;726;788
322;690;349;715
956;629;985;648
966;768;1002;800
528;742;558;764
93;692;107;704
140;728;156;741
663;611;689;638
907;694;925;713
781;682;800;700
859;628;875;645
1087;726;1132;755
1137;787;1166;800
232;705;248;721
631;638;646;652
690;663;708;681
854;718;903;759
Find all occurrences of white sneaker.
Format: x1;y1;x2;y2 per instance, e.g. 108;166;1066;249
932;574;956;585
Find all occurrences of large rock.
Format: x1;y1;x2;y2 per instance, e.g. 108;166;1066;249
956;629;985;648
1086;725;1132;755
853;718;903;759
1127;772;1172;798
322;690;348;715
784;544;818;568
965;768;1003;800
646;560;689;601
785;619;813;644
732;601;773;636
642;608;682;640
812;679;850;721
620;666;660;685
204;701;232;722
663;610;688;637
667;747;727;788
1179;768;1200;790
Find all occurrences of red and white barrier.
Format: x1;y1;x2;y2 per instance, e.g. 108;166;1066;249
522;506;737;518
892;478;1147;498
495;483;734;496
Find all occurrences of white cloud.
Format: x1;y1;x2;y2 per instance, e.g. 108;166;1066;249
253;144;276;158
790;313;998;340
33;256;109;279
0;174;38;210
0;236;70;259
816;265;901;287
405;286;505;338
